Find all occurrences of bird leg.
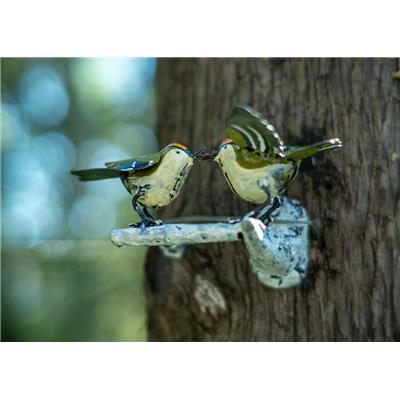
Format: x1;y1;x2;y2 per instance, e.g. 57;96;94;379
129;186;159;228
255;196;282;226
229;189;281;226
143;206;162;226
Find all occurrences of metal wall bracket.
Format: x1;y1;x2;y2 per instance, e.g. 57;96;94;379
111;198;310;289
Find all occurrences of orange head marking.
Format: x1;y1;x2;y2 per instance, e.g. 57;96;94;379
221;138;234;145
218;138;235;149
168;143;188;150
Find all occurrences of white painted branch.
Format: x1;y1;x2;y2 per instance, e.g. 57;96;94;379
110;197;310;289
111;222;242;247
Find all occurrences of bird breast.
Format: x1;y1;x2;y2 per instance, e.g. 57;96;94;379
128;150;193;208
216;147;293;205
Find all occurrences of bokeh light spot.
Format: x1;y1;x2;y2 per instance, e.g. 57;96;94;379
1;102;31;149
68;195;117;239
71;58;156;109
18;65;70;127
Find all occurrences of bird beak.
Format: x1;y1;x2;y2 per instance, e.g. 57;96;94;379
202;148;219;161
201;150;217;160
190;148;207;159
193;148;217;160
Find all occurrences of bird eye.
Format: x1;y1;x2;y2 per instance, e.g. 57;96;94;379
224;146;228;150
176;151;181;154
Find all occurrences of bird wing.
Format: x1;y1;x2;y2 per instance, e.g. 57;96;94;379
71;168;121;181
283;138;342;161
104;152;161;172
225;105;285;157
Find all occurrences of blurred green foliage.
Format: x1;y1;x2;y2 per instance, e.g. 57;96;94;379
1;58;158;341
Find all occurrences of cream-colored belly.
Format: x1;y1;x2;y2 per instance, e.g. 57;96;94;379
221;162;281;204
217;145;296;204
128;152;193;208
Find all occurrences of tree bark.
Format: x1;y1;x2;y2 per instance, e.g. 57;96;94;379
145;58;400;341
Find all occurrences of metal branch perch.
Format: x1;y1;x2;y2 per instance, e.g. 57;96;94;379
111;197;310;289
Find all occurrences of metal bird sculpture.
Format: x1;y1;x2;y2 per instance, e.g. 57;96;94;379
204;105;342;224
71;143;203;227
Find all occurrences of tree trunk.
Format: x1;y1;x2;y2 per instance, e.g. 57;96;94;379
145;58;400;341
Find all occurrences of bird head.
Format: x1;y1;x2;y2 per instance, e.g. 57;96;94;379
162;143;206;159
200;138;240;161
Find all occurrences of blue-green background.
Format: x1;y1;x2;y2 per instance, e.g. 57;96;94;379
1;58;158;341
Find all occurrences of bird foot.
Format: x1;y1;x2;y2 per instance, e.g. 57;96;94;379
261;216;273;227
129;220;162;228
228;212;273;227
227;211;257;224
228;211;273;226
128;222;141;228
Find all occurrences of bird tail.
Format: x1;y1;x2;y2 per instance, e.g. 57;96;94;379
71;168;121;181
283;138;342;161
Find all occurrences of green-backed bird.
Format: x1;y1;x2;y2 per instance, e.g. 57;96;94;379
205;105;342;224
71;143;203;227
